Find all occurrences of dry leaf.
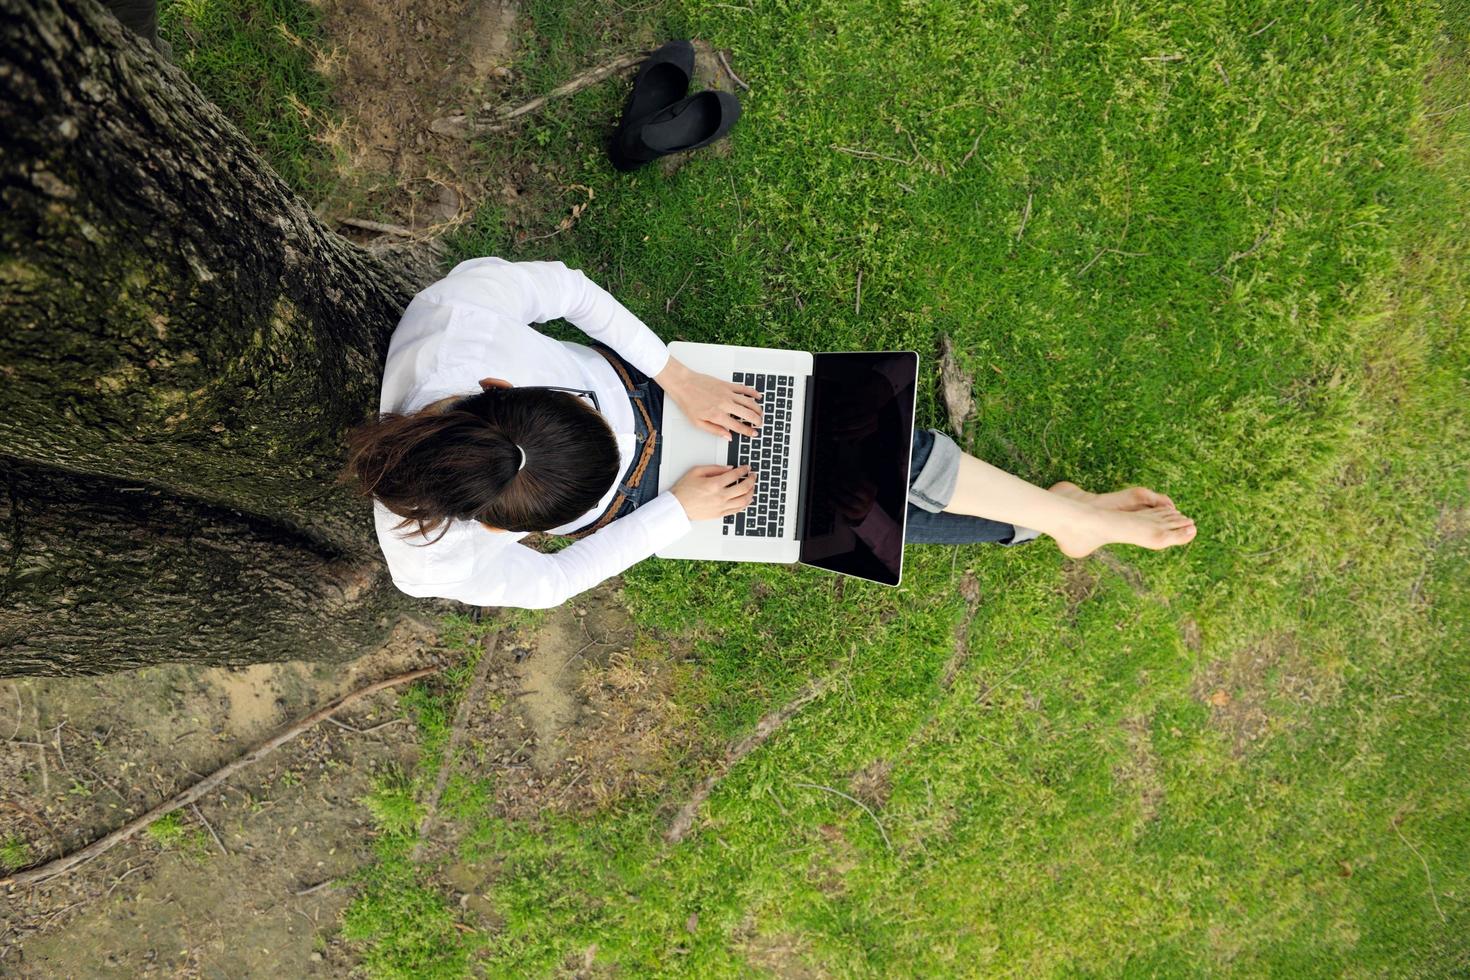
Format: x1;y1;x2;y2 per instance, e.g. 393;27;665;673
1208;689;1231;707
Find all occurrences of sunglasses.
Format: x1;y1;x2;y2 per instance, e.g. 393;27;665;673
516;385;601;414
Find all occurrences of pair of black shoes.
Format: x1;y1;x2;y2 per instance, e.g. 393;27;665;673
610;40;741;172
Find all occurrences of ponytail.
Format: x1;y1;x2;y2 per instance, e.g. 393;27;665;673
342;388;619;540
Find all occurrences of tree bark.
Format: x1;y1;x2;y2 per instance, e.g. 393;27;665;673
1;0;433;673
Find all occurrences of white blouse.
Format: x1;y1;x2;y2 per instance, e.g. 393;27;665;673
373;257;692;608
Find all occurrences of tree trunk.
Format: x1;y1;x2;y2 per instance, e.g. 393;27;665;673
1;0;434;673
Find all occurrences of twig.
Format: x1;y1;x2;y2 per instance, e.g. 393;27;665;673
831;145;913;167
0;666;437;888
854;269;863;315
1016;192;1033;242
1247;18;1276;38
6;684;19;741
339;217;416;238
411;634;501;861
1076;247;1147;276
792;781;892;853
189;803;227;856
729;173;744;228
1423;101;1469;119
1213;191;1280;275
552;639;598;683
324;715;408;735
716;50;749;91
1141;53;1185;62
104;864;144;898
293;877;338;897
959;134;981;168
437;51;647;137
1215;62;1230;86
666;270;696;314
51;723;66;771
1393;819;1448;923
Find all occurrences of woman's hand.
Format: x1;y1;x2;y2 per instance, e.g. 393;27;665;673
670;464;755;521
656;357;763;440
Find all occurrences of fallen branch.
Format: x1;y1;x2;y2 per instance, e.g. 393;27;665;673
666;674;834;843
831;144;914;167
0;666;436;889
432;51;647;138
411;633;500;861
339;217;416;238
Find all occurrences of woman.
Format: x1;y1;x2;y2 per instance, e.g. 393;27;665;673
346;258;1196;609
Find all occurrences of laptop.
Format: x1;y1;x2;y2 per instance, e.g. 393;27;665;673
655;342;919;586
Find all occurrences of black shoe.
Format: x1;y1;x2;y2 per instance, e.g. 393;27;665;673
612;40;696;155
610;90;742;172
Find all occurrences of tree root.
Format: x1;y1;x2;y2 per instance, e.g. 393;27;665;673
665;673;834;844
410;632;500;860
0;666;437;889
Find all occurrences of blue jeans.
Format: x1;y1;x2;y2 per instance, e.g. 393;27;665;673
583;352;1032;547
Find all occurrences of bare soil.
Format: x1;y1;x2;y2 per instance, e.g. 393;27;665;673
309;0;523;234
414;587;714;921
0;621;438;976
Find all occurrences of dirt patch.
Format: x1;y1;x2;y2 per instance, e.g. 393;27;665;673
309;0;523;232
734;914;829;979
1060;560;1100;609
0;621;440;975
1114;715;1164;822
1192;632;1326;755
412;583;707;844
940;571;982;689
848;758;893;809
1178;615;1204;652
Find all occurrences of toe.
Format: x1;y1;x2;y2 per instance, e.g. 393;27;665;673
1132;487;1174;509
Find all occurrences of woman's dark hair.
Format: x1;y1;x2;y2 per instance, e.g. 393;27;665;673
343;388;620;540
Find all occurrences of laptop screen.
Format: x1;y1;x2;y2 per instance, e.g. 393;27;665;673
798;351;919;586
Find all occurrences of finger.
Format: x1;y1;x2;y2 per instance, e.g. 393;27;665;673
695;420;733;442
724;490;755;515
688;464;736;478
720;416;759;438
727;401;763;426
733;385;762;401
720;465;753;486
724;473;755;498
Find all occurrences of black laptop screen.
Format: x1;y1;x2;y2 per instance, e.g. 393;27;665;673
797;351;918;586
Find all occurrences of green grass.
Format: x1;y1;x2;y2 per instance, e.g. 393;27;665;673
0;834;32;873
178;0;1469;974
159;0;336;201
143;810;212;857
344;770;483;979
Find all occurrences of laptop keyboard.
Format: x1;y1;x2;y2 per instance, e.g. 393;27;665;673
723;372;795;538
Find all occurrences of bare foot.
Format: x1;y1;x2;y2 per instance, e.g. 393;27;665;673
1046;481;1196;558
1049;481;1174;512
